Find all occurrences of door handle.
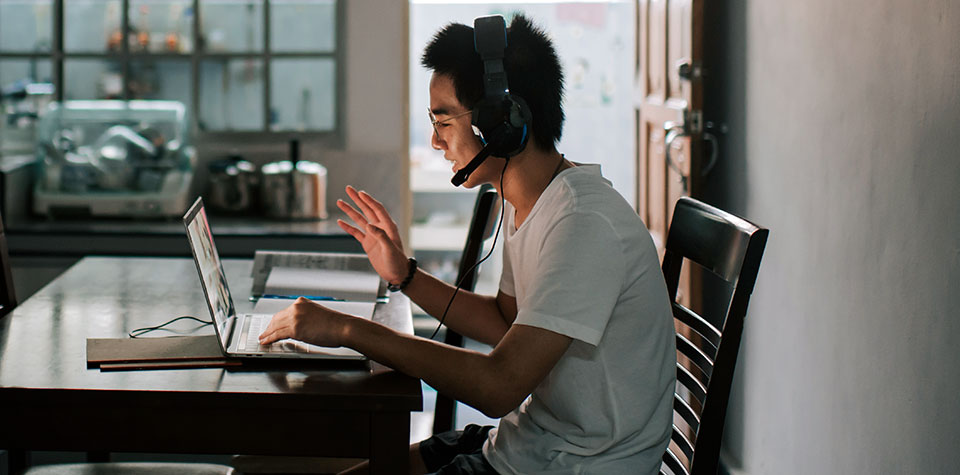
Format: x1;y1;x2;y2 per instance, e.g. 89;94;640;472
701;130;718;177
664;121;688;191
700;121;727;178
664;118;724;191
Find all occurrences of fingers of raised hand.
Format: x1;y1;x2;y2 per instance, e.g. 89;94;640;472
337;219;366;242
337;199;370;228
357;191;402;242
344;186;402;246
345;186;378;222
357;190;390;223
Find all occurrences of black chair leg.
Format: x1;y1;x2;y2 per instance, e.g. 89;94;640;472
86;451;110;463
8;449;29;475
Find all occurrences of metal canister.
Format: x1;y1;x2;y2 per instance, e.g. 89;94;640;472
206;156;258;213
260;159;328;220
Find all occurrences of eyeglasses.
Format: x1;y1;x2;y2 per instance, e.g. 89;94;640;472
428;108;473;140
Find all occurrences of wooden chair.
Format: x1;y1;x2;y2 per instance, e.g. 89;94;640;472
659;197;768;475
0;211;17;318
432;184;500;435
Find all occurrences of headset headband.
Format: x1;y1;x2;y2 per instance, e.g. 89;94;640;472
474;15;510;98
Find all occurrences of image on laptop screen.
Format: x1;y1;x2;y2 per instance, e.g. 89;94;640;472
184;200;236;349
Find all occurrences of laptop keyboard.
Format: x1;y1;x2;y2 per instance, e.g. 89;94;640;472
239;314;298;353
235;313;362;358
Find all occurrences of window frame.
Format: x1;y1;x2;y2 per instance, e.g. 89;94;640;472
0;0;344;144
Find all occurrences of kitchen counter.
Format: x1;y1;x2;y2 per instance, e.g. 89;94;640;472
5;210;360;258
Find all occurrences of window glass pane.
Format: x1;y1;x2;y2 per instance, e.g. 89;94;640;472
0;0;53;52
270;58;335;131
64;0;123;52
0;59;53;86
128;60;191;109
128;0;195;53
199;0;263;53
63;59;124;99
199;59;263;131
270;0;335;52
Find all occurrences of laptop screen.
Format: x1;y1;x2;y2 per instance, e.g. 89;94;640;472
183;197;236;349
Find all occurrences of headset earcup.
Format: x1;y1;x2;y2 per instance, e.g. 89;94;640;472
503;95;531;157
471;95;531;158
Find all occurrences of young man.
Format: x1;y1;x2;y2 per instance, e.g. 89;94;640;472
259;14;676;475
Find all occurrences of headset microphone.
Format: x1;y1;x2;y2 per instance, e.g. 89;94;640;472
451;143;493;187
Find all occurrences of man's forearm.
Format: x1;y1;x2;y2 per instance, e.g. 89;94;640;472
343;317;513;418
401;269;509;345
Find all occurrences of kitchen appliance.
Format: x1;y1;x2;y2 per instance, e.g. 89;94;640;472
260;139;327;220
206;155;258;213
0;81;55;156
32;100;195;218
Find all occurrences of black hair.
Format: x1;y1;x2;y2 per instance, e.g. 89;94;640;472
421;14;565;152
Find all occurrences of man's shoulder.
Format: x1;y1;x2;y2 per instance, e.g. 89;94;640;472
550;172;643;230
554;167;630;209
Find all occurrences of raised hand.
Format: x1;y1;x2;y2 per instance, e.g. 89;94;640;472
336;186;409;286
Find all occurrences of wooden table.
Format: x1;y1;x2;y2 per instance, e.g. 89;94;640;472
0;257;421;474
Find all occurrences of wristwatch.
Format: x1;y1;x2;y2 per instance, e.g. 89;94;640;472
387;257;418;292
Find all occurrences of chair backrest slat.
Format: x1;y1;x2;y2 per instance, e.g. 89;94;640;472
671;424;695;462
673;301;721;350
676;363;707;404
662;446;690;475
432;185;499;435
659;197;768;475
673;394;700;434
663;199;757;284
676;334;713;380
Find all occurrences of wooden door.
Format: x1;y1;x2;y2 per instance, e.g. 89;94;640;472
635;0;706;312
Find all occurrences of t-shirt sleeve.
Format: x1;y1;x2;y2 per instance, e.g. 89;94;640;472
514;212;626;346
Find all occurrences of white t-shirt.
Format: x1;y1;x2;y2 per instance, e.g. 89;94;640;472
482;164;676;475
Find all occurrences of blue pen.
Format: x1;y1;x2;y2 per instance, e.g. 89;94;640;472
261;294;345;301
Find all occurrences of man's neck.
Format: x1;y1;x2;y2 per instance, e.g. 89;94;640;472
496;146;568;227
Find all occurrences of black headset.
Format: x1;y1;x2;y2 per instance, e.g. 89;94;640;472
450;15;532;187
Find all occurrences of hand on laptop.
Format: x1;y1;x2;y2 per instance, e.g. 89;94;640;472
258;297;353;348
336;185;410;287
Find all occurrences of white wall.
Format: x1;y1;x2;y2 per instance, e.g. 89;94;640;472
709;1;960;473
344;0;408;154
339;0;410;231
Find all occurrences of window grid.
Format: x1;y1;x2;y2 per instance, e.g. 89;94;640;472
0;0;342;137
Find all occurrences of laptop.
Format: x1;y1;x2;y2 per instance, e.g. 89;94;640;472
183;197;368;361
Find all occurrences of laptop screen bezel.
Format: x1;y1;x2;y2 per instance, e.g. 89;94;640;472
183;197;237;351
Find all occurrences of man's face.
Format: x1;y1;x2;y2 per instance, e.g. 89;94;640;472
428;73;502;188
